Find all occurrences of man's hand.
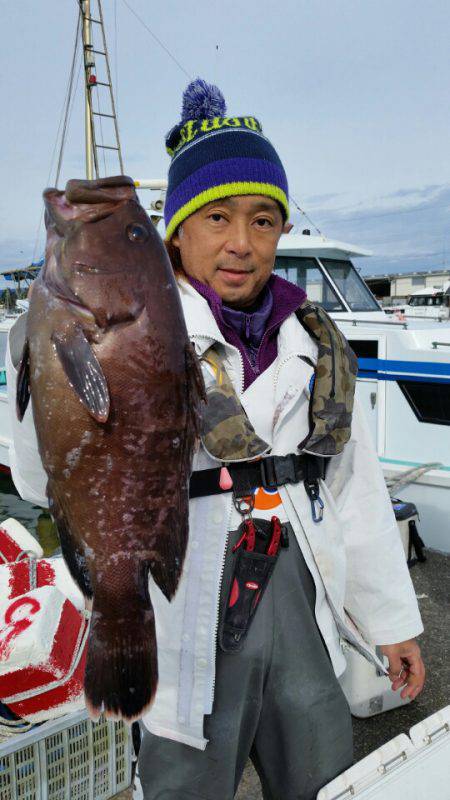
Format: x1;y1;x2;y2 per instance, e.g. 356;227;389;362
380;639;425;700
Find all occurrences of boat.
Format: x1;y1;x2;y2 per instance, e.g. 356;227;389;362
399;282;450;322
275;232;450;553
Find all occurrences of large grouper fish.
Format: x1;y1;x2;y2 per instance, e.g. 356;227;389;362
16;176;205;721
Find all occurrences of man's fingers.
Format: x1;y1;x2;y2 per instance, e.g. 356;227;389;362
380;639;426;700
391;667;408;692
399;656;426;700
386;653;403;683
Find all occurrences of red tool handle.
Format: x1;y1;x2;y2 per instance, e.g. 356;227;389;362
266;516;282;556
232;519;256;553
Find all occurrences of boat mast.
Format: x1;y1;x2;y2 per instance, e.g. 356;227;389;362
79;0;124;179
81;0;94;179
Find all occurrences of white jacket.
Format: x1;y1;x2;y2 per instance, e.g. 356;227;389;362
6;279;423;750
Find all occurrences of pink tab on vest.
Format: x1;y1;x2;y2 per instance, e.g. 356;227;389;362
219;467;233;491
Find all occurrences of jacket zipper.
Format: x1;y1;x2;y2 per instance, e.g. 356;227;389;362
208;495;235;707
207;347;244;707
192;338;245;708
190;333;245;395
255;320;280;376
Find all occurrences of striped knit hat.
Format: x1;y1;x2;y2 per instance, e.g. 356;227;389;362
164;78;289;241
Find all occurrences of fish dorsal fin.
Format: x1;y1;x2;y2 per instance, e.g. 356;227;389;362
52;327;110;423
199;347;270;462
16;339;31;422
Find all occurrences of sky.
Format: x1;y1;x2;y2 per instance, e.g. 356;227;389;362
1;0;450;275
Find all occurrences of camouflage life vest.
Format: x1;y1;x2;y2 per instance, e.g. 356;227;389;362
295;302;358;456
199;300;358;463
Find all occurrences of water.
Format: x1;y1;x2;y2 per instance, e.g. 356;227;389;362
0;471;61;556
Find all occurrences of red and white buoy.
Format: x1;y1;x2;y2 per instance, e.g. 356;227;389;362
0;519;89;723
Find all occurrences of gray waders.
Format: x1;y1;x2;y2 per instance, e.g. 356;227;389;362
138;523;353;800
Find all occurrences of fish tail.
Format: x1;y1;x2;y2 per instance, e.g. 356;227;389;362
84;564;158;721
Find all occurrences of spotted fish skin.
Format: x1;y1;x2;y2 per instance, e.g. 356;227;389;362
17;176;205;721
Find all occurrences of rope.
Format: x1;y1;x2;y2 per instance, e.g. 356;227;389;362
386;462;443;496
32;8;82;262
289;195;324;237
13;551;38;591
55;10;82;187
2;611;91;705
120;0;191;79
0;716;34;740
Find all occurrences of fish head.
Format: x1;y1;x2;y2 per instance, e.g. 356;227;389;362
42;176;174;329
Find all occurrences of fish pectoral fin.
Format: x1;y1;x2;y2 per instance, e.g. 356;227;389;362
16;339;31;421
52;327;110;423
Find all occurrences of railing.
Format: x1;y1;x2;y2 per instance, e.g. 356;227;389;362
405;313;449;322
338;317;408;329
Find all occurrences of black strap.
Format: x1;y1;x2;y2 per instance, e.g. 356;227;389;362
189;453;325;499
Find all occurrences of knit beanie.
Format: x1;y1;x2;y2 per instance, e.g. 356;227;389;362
164;78;289;241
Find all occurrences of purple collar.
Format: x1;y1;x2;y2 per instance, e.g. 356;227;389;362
187;273;307;389
221;284;273;351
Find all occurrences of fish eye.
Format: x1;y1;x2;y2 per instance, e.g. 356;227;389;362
126;223;149;243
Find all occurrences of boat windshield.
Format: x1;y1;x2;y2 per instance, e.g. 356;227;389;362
319;259;380;312
274;257;346;312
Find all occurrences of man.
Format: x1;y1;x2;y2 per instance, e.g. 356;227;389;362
135;79;425;799
6;79;425;800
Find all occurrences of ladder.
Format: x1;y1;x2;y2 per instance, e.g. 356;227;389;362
79;0;124;179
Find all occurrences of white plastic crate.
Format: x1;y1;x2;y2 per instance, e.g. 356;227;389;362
318;705;450;799
0;709;132;800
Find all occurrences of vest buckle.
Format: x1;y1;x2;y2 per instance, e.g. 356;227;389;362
260;455;299;490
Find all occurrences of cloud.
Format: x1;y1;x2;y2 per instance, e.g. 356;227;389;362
291;182;450;275
2;182;449;277
382;184;442;201
300;191;344;206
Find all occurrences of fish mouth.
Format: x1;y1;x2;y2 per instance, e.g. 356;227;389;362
75;261;124;275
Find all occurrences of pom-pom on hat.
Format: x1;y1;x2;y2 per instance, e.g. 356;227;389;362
181;78;227;122
164;78;289;241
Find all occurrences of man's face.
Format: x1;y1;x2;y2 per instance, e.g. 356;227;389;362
171;195;288;308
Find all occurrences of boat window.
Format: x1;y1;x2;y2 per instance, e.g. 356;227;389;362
398;381;450;426
274;257;345;312
409;295;444;307
319;259;380;312
347;339;378;359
